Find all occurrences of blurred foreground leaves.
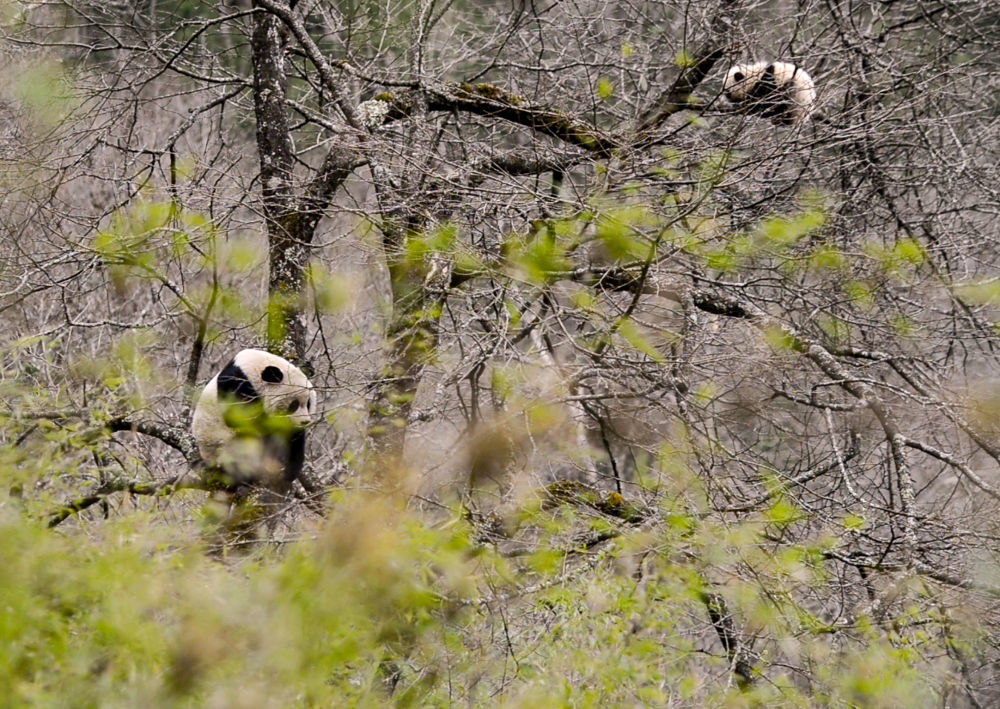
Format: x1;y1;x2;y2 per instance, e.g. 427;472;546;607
0;479;946;707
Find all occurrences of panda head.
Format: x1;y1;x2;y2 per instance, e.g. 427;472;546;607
214;349;316;427
192;349;316;470
723;62;766;103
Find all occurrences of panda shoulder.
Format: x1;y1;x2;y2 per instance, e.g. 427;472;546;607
772;62;812;87
192;375;225;441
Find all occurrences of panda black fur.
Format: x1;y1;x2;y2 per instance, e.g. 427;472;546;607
192;349;316;491
723;61;816;125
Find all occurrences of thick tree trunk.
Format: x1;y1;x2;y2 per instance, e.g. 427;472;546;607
250;5;358;364
250;6;307;362
365;233;447;465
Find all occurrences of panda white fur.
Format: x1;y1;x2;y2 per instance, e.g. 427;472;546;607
723;61;816;125
192;349;316;490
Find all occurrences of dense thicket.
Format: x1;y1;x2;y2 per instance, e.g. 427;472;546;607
3;0;1000;704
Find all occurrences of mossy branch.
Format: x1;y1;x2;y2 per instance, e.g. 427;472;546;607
539;480;646;523
367;83;620;157
698;590;758;689
106;417;200;465
48;474;208;528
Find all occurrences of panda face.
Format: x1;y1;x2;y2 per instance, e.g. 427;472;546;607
723;63;760;102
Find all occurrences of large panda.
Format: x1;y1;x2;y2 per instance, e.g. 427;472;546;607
723;61;816;125
192;349;316;494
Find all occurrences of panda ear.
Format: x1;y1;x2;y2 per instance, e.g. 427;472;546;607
218;360;258;402
758;64;778;91
261;365;284;383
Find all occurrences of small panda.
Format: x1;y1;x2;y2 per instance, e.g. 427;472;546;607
723;61;816;125
192;349;316;492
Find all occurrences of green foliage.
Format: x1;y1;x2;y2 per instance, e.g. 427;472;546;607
842;513;866;531
308;265;356;315
94;199;225;326
220;400;298;439
758;209;826;247
764;496;801;529
817;314;851;345
701;204;827;275
843;280;876;311
502;228;571;284
864;237;927;280
12;60;75;127
393;222;483;296
955;279;1000;304
762;325;799;353
405;222;457;261
807;244;846;271
615;318;667;363
596;77;614;100
0;498;478;706
595;205;654;262
0;438;967;707
674;50;695;68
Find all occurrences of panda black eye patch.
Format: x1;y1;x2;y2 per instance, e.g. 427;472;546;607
287;399;300;414
734;72;744;82
217;360;259;402
261;366;284;383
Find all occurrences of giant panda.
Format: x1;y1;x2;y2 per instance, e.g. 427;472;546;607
723;61;816;125
192;349;316;494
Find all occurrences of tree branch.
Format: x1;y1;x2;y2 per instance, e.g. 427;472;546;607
637;0;743;134
106;417;200;465
48;474;207;528
366;83;620;157
689;287;919;560
699;590;757;689
254;0;363;130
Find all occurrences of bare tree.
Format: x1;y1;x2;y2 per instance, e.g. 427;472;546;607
6;0;1000;702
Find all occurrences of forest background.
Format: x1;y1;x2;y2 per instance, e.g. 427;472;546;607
3;0;1000;706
